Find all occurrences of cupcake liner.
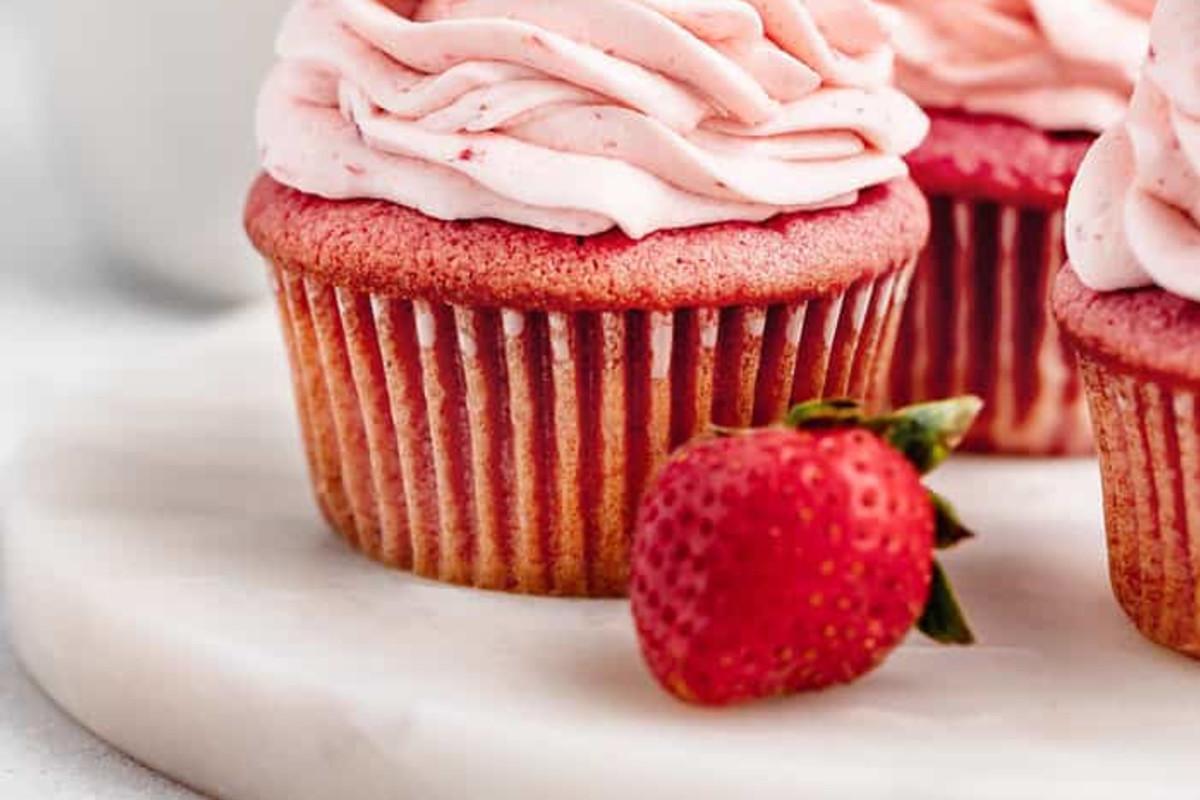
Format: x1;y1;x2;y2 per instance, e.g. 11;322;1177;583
1076;353;1200;657
268;258;915;596
885;196;1091;454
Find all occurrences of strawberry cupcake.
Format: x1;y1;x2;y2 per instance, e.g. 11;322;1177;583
875;0;1154;454
245;0;930;596
1055;0;1200;657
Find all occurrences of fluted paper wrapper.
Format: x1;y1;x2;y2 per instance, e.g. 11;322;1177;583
268;259;914;596
886;197;1091;454
1076;352;1200;658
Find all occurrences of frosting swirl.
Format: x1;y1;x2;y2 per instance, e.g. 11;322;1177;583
876;0;1153;133
1066;0;1200;304
256;0;928;238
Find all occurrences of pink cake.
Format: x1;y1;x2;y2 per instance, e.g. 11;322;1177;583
244;0;931;595
890;112;1093;454
247;177;926;596
875;0;1153;454
1055;0;1200;657
1056;271;1200;657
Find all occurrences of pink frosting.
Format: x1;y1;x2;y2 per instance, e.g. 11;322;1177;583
877;0;1152;133
256;0;928;238
1066;0;1200;304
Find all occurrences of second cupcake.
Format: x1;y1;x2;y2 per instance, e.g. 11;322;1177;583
246;0;931;596
876;0;1154;454
1056;0;1200;657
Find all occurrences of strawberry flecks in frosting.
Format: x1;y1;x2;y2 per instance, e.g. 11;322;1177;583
876;0;1152;133
1066;0;1200;304
257;0;928;238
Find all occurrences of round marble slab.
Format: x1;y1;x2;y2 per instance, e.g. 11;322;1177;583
5;307;1200;800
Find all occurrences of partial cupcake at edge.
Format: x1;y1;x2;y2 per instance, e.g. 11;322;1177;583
874;0;1154;454
244;0;932;596
1055;0;1200;658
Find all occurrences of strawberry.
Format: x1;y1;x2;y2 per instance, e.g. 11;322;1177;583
630;397;981;706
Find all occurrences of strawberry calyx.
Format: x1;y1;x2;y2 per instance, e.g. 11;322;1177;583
920;562;975;645
930;492;974;550
785;396;980;549
784;396;983;646
785;396;983;474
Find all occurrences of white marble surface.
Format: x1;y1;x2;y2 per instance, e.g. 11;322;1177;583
0;283;213;798
6;308;1200;800
0;623;198;800
0;279;217;798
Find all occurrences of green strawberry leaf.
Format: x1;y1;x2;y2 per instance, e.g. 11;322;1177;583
870;396;984;474
918;560;975;645
782;397;982;474
930;491;975;550
785;398;866;429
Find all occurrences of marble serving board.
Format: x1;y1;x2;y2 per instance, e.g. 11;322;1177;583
5;306;1200;800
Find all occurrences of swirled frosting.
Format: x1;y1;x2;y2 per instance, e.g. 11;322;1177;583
876;0;1153;133
256;0;929;238
1065;0;1200;303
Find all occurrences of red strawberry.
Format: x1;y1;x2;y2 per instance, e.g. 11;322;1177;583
631;398;981;706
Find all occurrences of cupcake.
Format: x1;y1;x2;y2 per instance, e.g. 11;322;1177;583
1055;0;1200;657
245;0;930;596
874;0;1154;454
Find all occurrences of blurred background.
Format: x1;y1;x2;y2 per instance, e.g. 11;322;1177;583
0;1;292;464
1;3;288;794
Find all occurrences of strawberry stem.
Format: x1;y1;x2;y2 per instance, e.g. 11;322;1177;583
918;560;975;645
